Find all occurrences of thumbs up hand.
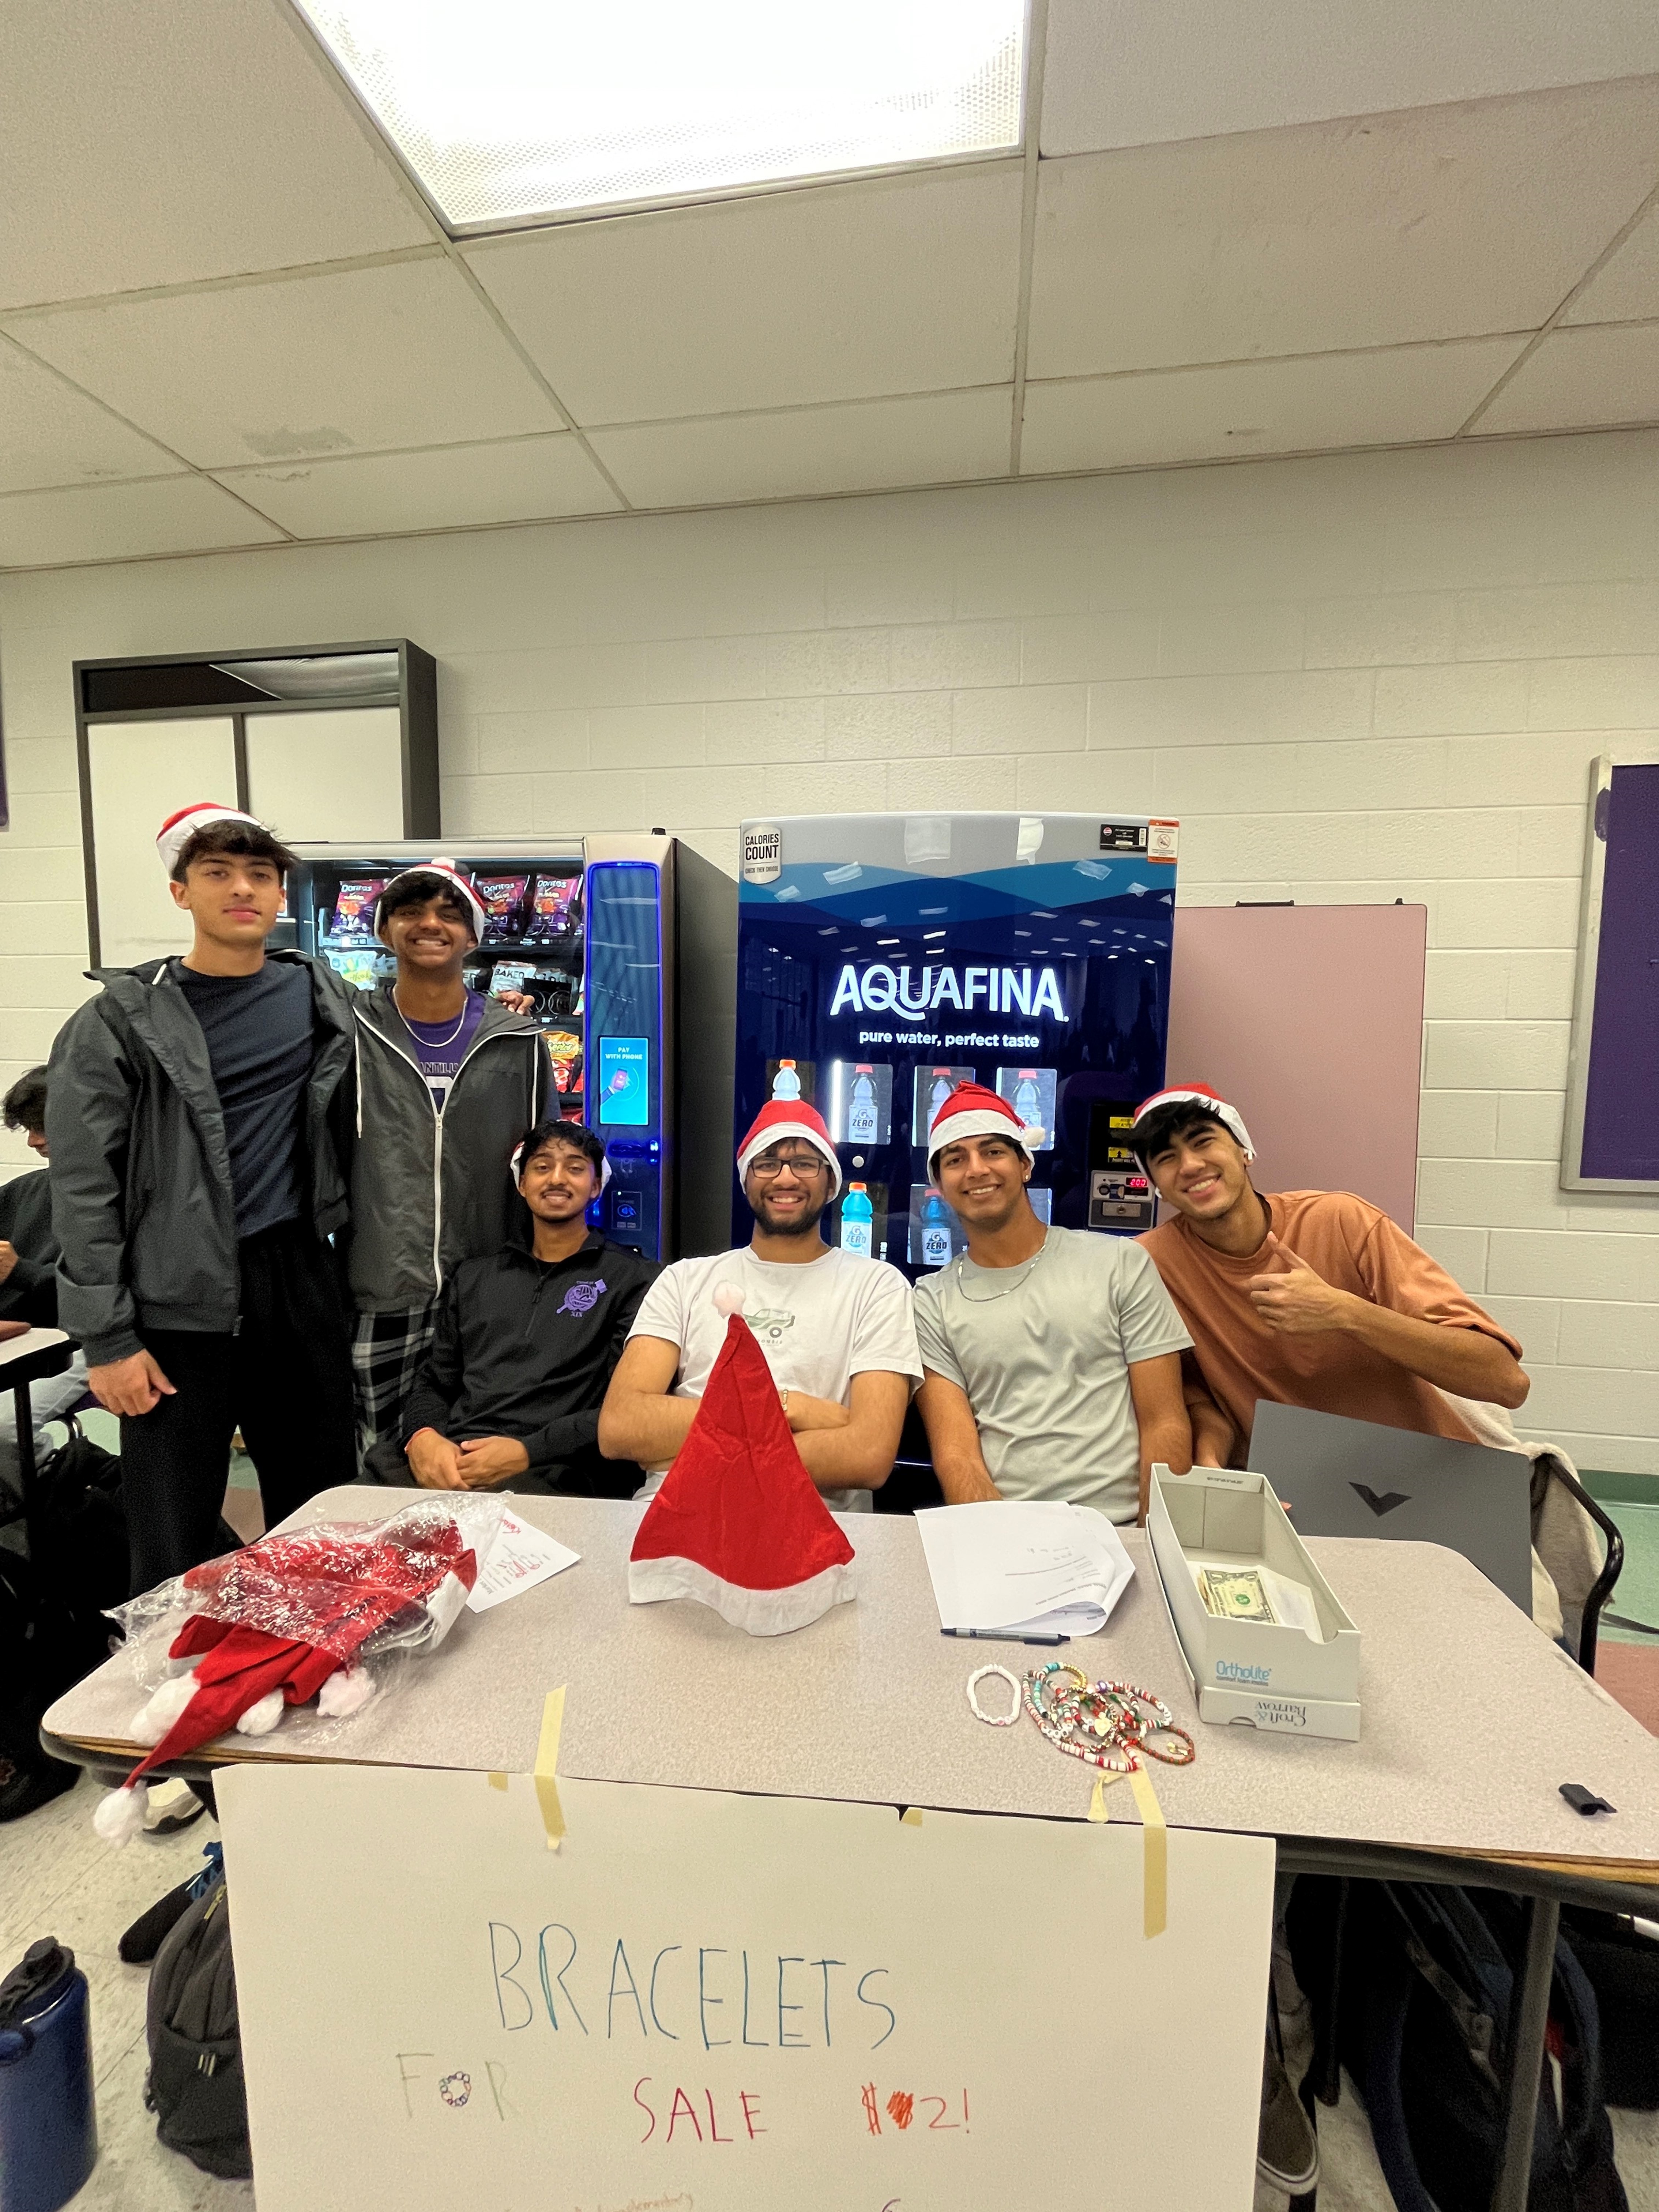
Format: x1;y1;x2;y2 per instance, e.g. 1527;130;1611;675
1246;1233;1356;1335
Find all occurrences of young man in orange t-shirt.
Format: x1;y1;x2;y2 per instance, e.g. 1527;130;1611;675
1132;1083;1529;1468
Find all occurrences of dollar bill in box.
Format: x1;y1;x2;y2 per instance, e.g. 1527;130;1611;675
1147;1466;1362;1742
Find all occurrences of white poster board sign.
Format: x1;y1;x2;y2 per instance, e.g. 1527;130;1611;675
219;1766;1274;2211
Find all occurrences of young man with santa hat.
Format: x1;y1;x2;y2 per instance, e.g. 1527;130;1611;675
598;1096;920;1508
46;805;358;1591
345;860;554;1460
1130;1083;1529;1467
913;1084;1194;1523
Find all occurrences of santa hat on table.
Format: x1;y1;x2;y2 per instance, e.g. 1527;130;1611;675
155;802;268;876
926;1081;1045;1180
736;1098;843;1199
373;857;489;944
1128;1083;1255;1162
629;1295;856;1636
92;1510;480;1844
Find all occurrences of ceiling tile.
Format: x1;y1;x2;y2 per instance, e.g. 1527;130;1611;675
1471;324;1659;433
3;258;564;471
467;163;1024;425
0;476;287;569
0;338;185;492
1042;0;1659;155
0;0;432;311
1563;206;1659;323
214;434;622;536
589;388;1013;508
1027;79;1659;379
1020;338;1527;474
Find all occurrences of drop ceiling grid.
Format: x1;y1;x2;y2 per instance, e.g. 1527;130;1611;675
1;12;1659;563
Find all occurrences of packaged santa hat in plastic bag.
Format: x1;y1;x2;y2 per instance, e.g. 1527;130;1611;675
94;1496;505;1844
628;1289;856;1635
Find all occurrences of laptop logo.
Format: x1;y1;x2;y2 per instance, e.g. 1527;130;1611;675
1351;1482;1411;1517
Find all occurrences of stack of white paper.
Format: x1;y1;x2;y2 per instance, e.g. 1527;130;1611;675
915;1501;1135;1637
466;1510;581;1614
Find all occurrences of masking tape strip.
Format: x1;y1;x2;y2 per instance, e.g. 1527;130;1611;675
1128;1765;1167;1938
900;1807;923;1827
487;1772;508;1792
534;1685;567;1851
1087;1769;1129;1822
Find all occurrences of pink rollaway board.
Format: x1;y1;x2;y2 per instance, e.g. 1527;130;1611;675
1163;903;1427;1235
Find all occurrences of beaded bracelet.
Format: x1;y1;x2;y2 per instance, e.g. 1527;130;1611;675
966;1663;1022;1727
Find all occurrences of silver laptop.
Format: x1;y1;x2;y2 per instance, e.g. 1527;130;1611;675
1246;1400;1534;1613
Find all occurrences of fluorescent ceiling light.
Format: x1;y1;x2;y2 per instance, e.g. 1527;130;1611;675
293;0;1025;232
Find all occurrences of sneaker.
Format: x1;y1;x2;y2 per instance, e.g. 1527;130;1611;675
144;1779;207;1837
1258;2046;1318;2194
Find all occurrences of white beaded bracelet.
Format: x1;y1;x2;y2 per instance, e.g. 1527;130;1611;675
966;1663;1022;1726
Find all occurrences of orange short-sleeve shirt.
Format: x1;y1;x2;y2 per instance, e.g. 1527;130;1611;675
1138;1190;1521;1456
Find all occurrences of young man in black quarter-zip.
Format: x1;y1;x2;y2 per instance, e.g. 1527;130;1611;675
347;860;555;1462
46;803;358;1592
394;1120;655;1496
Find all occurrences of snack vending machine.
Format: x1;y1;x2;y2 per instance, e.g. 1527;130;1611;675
283;833;735;1262
733;811;1179;1274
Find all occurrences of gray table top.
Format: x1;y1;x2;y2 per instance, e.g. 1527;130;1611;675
0;1324;68;1376
45;1486;1659;1873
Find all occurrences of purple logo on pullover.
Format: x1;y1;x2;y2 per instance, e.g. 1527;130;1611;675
557;1279;606;1317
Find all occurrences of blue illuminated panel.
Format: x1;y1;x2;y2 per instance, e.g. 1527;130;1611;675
584;861;665;1256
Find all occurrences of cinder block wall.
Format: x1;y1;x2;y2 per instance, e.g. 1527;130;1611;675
3;428;1656;1469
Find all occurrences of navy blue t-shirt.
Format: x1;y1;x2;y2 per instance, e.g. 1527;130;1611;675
172;959;314;1239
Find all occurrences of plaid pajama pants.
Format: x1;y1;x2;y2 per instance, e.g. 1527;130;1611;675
350;1304;437;1467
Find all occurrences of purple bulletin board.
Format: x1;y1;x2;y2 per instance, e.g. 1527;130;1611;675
1562;754;1659;1193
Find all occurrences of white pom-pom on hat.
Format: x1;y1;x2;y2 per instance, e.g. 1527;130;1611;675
234;1689;285;1737
712;1282;746;1316
317;1667;377;1719
93;1785;148;1847
132;1673;199;1746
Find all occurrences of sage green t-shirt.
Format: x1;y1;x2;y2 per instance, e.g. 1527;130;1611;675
912;1226;1192;1523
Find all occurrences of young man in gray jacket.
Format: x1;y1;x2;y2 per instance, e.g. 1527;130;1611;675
46;804;358;1592
346;860;555;1460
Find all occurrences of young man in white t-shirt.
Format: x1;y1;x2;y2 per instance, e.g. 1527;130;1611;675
598;1099;920;1512
913;1084;1193;1524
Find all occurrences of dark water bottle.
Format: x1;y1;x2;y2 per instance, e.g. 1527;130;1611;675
0;1939;97;2212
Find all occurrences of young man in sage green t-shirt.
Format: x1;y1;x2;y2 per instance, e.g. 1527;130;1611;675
911;1084;1193;1524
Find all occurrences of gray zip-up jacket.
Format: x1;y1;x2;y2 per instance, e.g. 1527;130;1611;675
346;985;555;1313
44;952;357;1366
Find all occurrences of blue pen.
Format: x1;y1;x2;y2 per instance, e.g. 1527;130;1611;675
941;1626;1069;1647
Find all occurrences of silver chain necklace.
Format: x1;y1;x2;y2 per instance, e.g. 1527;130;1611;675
394;990;470;1048
953;1230;1050;1303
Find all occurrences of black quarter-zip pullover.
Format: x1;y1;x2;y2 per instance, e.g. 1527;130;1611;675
400;1231;656;1493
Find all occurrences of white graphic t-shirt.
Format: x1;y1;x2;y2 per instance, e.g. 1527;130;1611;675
627;1245;922;1513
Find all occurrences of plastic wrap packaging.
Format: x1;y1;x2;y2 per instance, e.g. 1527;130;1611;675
109;1496;508;1760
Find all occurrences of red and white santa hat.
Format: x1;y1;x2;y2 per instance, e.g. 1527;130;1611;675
155;802;267;876
926;1080;1045;1178
735;1098;842;1198
373;857;488;943
1129;1083;1255;1161
628;1307;857;1636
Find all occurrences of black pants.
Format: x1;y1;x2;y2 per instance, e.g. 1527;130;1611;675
120;1221;356;1594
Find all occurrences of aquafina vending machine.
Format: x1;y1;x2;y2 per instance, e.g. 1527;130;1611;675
732;811;1179;1276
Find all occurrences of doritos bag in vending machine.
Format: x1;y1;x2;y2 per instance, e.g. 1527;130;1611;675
328;879;384;943
473;875;530;944
525;873;580;943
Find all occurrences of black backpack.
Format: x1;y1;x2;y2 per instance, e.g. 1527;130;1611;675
144;1865;251;2179
1561;1906;1659;2111
1289;1876;1628;2212
29;1412;129;1618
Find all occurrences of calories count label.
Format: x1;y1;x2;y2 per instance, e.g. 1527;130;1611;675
742;823;783;884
